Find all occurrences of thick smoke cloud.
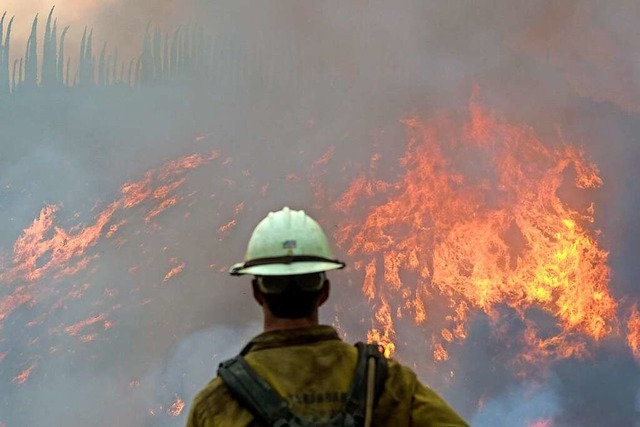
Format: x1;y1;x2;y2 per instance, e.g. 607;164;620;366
1;1;640;426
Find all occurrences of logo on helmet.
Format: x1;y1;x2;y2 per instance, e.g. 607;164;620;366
282;240;297;249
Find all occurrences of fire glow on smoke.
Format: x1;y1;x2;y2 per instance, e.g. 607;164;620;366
0;93;636;425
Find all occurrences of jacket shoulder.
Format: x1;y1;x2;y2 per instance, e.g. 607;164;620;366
382;359;469;426
188;376;253;426
381;357;420;399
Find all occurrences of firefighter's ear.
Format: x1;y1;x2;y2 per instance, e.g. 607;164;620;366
251;279;264;306
318;280;330;307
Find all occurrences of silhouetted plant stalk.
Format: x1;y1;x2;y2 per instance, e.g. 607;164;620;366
58;25;69;83
98;41;107;86
0;6;311;97
24;14;38;87
0;12;15;94
41;7;57;86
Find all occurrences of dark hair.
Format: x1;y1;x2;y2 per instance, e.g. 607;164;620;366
253;280;326;319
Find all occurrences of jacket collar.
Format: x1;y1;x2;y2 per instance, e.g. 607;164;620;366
240;325;341;355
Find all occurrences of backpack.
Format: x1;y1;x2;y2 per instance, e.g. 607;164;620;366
218;342;388;427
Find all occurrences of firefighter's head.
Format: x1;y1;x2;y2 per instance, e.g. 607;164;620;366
229;207;345;319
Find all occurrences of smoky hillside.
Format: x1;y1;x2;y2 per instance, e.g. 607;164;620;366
1;2;640;427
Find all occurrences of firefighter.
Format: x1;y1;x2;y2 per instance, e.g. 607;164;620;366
187;207;469;426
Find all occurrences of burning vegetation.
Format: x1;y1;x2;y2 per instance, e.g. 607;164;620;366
334;91;616;366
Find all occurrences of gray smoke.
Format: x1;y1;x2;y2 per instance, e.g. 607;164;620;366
1;1;640;426
471;382;560;427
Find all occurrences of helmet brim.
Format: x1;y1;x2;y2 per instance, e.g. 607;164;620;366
230;261;345;276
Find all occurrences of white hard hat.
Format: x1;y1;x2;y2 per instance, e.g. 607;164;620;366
229;207;346;276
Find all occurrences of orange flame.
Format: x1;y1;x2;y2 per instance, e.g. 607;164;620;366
166;395;186;417
627;304;640;362
335;91;615;362
1;153;213;287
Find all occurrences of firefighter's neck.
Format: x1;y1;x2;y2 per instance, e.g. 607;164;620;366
253;280;330;332
262;310;319;332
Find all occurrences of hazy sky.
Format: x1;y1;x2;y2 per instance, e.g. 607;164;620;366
4;0;118;37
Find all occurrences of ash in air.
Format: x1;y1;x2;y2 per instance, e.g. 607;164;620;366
1;2;640;427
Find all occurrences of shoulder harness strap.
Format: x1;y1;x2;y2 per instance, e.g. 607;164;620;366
340;342;388;426
217;342;388;427
218;356;304;427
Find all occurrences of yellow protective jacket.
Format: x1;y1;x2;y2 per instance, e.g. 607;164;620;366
187;325;469;427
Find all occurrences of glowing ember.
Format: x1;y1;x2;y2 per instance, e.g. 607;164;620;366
146;197;180;223
159;153;210;179
166;395;186;417
80;333;98;343
218;219;237;235
64;314;109;337
433;343;449;362
163;262;186;282
0;287;33;324
335;91;615;362
12;363;36;385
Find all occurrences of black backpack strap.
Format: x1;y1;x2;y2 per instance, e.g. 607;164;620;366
218;356;305;427
218;343;388;427
341;342;388;426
